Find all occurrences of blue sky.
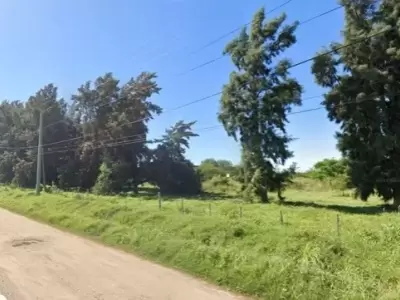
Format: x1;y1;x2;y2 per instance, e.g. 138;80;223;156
0;0;344;171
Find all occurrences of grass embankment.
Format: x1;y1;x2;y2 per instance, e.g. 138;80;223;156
0;187;399;299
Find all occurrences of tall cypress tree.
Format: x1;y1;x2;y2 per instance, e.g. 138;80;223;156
219;8;302;202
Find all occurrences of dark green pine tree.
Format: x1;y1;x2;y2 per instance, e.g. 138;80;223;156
219;7;302;203
312;0;400;206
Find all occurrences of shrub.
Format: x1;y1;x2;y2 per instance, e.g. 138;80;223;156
93;162;113;195
202;175;241;195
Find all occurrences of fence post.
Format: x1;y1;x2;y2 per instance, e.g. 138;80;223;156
158;192;162;209
336;214;341;237
280;210;284;225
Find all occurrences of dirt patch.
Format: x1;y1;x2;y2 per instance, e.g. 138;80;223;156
10;237;44;248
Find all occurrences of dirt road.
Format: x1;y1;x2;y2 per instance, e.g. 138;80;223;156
0;209;247;300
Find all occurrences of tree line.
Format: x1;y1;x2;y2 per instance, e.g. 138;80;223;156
1;0;400;205
0;73;201;195
198;157;351;193
218;0;400;205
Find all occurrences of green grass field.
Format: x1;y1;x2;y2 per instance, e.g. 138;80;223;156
0;186;399;299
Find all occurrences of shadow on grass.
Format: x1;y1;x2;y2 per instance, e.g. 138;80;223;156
137;188;238;201
281;200;392;215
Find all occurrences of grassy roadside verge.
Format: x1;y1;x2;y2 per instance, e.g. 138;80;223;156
0;187;399;299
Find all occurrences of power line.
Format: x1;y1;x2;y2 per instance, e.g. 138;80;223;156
2;25;394;152
287;26;392;69
177;5;345;76
40;124;226;156
295;5;342;26
37;92;231;148
44;101;320;153
118;1;295;77
42;137;147;156
29;5;342;136
0;93;324;151
36;7;346;134
43;93;323;151
2;88;393;155
39;86;400;154
131;1;296;75
186;0;295;57
39;104;339;155
40;119;304;157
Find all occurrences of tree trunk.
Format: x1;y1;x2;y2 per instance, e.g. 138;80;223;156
132;184;139;195
393;188;400;209
258;187;269;203
277;188;286;203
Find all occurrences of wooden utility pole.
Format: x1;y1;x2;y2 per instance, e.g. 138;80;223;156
35;111;44;195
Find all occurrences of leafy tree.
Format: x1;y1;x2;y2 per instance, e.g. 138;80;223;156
0;85;77;188
219;8;302;202
72;72;162;192
0;70;202;197
93;161;113;195
310;158;348;181
12;159;35;187
197;158;238;181
148;121;201;195
0;152;17;183
311;0;400;205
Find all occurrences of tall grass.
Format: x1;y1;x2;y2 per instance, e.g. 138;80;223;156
0;186;398;299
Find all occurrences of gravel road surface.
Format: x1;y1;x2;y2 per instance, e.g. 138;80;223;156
0;209;247;300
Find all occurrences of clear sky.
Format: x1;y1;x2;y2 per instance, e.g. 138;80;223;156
0;0;345;171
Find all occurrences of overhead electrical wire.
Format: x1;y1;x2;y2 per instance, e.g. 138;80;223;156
288;26;392;69
129;1;297;73
40;124;227;156
0;88;392;155
1;24;393;153
19;93;322;151
39;5;346;133
40;121;303;157
177;5;345;76
130;0;295;75
181;22;392;76
187;0;295;57
41;137;147;156
39;86;400;156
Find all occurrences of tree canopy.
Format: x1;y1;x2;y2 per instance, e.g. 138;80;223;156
197;158;239;181
4;2;400;205
311;0;400;205
219;7;302;202
309;158;349;181
0;72;201;196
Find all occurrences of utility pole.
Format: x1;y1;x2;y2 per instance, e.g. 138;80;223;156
42;156;46;187
35;111;44;195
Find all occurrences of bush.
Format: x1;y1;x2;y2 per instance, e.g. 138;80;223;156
12;159;35;187
289;176;335;191
202;175;241;195
93;162;113;195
